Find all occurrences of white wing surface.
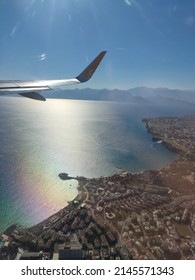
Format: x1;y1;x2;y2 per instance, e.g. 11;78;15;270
0;51;107;101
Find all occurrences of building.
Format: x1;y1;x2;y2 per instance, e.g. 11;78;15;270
58;234;82;260
19;251;43;260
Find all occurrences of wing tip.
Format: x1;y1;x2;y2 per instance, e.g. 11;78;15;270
76;50;107;83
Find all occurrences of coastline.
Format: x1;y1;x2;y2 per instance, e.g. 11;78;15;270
1;116;194;235
1;115;195;260
142;118;188;155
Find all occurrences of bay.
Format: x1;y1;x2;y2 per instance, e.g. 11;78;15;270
0;96;194;233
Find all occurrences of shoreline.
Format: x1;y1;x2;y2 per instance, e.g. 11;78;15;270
0;117;187;236
1;115;195;260
0;117;181;237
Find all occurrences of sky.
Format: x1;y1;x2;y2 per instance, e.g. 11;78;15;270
0;0;195;90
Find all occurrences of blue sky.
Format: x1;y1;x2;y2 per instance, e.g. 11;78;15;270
0;0;195;89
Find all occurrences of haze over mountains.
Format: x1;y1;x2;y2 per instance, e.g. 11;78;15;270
45;87;195;105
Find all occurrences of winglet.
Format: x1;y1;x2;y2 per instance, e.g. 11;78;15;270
76;51;107;83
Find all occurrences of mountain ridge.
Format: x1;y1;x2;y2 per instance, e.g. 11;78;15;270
45;87;195;105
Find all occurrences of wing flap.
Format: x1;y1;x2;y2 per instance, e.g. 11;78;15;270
19;92;46;101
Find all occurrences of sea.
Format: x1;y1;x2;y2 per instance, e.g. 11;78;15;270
0;96;195;234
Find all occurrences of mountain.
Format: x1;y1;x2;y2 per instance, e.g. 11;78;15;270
128;87;195;105
45;87;195;105
45;88;148;103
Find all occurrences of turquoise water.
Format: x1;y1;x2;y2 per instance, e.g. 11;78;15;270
0;97;194;233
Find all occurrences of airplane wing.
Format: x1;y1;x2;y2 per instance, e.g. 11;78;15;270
0;51;107;101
